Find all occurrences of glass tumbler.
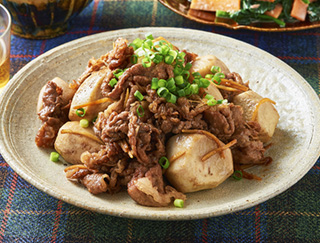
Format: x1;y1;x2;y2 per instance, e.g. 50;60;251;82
0;4;11;92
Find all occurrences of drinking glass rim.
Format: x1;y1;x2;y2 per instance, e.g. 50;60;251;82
0;4;11;39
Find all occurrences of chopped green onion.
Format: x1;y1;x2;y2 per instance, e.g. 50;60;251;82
142;58;152;68
177;89;185;97
232;170;243;180
166;78;176;92
168;50;178;60
205;74;214;79
158;79;166;87
109;78;118;88
217;99;227;104
213;73;225;84
184;85;191;96
177;52;186;62
173;63;184;76
145;33;154;40
137;105;145;117
211;66;221;74
205;94;213;100
132;38;143;49
207;99;217;106
184;62;192;71
76;108;86;117
157;87;169;97
166;93;177;103
174;75;184;85
190;84;199;94
131;54;138;64
182;70;190;80
164;55;174;65
80;119;90;128
152;53;163;64
134;90;144;101
143;39;153;49
151;78;159;89
160;45;170;55
200;78;210;88
113;69;124;79
192;72;202;79
50;152;60;162
128;43;137;50
159;156;170;169
174;199;184;208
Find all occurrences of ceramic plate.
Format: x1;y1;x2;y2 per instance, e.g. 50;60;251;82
0;27;320;220
159;0;320;32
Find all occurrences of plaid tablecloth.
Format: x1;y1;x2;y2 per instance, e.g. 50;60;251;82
0;0;320;242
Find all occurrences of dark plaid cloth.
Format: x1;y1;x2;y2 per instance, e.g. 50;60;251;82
1;0;320;242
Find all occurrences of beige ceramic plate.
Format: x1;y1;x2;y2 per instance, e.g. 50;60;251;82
0;27;320;220
159;0;320;32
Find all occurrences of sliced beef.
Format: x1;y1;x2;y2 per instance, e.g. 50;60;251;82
205;103;266;165
102;62;174;100
127;164;186;207
35;81;70;148
220;72;249;102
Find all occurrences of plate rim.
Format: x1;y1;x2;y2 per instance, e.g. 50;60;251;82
1;27;320;220
158;0;320;32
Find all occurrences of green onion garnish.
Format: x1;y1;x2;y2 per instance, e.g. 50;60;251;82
160;45;170;55
145;33;154;40
134;90;144;101
211;66;221;74
159;156;170;169
200;78;210;88
137;105;145;117
192;72;202;78
151;78;159;89
132;38;143;49
166;93;177;103
131;54;138;64
174;75;184;85
113;69;124;79
164;55;174;65
76;108;86;117
50;152;60;162
207;99;217;106
177;89;185;97
184;62;192;71
158;79;167;88
217;99;227;104
157;87;169;97
174;199;184;208
232;170;243;180
213;73;225;84
80;119;89;128
190;84;199;94
109;78;118;88
142;58;152;68
153;53;163;64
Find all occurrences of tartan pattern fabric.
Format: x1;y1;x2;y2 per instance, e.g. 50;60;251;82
0;0;320;242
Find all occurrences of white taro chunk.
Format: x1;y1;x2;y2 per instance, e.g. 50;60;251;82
165;134;234;193
190;54;230;79
233;90;279;143
54;121;103;164
37;77;76;113
69;70;112;121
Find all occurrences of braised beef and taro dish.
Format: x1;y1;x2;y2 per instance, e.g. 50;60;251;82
35;35;279;208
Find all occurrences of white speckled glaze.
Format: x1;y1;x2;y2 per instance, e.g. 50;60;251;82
0;27;319;220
